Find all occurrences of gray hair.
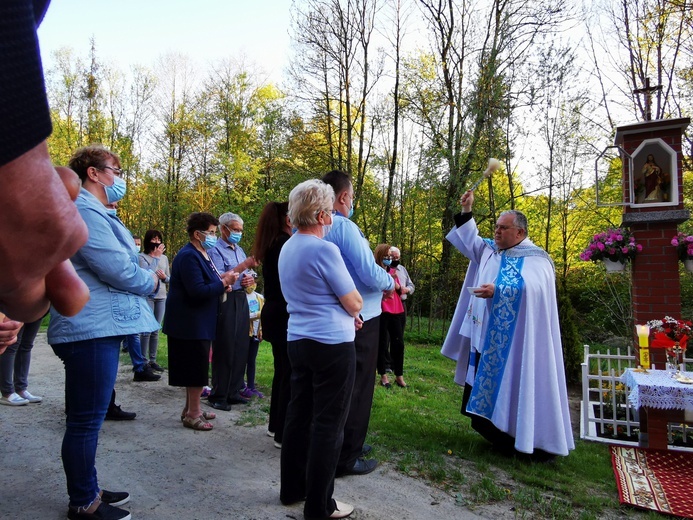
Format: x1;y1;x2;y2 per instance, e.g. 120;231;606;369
499;210;528;234
288;179;334;229
389;246;401;256
219;212;243;227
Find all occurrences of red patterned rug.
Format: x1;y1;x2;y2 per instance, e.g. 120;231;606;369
611;445;693;518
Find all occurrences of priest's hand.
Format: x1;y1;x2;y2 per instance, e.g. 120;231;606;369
476;283;495;299
460;190;473;213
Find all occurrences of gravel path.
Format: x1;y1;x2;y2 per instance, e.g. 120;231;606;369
0;333;495;520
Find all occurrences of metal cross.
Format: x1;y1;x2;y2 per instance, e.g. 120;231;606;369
633;77;662;121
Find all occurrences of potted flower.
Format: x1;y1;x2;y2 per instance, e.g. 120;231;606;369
671;232;693;273
579;227;642;272
647;316;692;370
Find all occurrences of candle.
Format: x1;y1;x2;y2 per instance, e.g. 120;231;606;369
636;324;650;347
636;324;650;369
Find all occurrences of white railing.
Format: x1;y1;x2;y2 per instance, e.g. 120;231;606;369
580;344;693;448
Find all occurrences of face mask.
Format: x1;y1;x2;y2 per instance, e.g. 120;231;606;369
322;224;333;238
347;205;354;219
105;208;117;217
391;260;400;269
199;233;217;250
98;175;127;204
383;259;392;267
228;232;242;244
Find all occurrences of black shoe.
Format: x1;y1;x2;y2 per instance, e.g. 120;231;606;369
227;393;249;405
336;457;378;477
133;366;161;382
100;490;130;507
208;400;232;411
67;502;131;520
361;444;372;456
105;405;136;421
148;361;164;372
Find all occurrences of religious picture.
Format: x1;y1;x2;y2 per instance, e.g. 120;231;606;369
634;153;670;204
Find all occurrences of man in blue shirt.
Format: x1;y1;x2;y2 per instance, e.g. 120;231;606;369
208;212;257;410
322;170;395;476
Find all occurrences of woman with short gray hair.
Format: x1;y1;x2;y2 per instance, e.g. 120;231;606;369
278;179;362;520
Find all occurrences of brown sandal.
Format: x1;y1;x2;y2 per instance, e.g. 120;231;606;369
181;410;216;422
182;415;213;431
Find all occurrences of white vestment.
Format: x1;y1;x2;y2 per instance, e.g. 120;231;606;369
441;217;575;456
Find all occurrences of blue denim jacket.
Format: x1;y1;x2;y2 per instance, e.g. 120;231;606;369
48;189;159;344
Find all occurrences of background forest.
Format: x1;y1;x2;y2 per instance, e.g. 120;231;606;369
44;0;693;381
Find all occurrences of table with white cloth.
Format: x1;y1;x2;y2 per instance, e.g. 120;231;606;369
623;368;693;449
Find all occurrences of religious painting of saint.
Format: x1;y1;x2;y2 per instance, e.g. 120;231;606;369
633;151;672;204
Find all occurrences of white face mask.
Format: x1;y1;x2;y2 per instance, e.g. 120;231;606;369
322;224;333;238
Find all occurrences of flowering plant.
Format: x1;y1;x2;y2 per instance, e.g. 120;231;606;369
671;232;693;262
579;227;642;263
647;316;692;348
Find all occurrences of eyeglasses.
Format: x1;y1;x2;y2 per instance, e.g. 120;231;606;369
495;224;518;231
102;166;124;177
383;256;392;260
199;230;217;237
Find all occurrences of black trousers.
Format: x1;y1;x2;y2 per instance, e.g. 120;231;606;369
268;332;291;442
377;312;405;376
280;339;355;519
338;315;380;469
209;291;249;403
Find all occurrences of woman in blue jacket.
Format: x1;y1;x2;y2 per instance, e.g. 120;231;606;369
164;212;238;431
48;145;160;520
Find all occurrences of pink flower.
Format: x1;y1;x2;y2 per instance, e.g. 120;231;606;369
636;244;643;252
596;242;605;251
672;237;680;246
621;247;629;254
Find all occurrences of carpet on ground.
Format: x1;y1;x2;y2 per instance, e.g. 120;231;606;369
611;445;693;518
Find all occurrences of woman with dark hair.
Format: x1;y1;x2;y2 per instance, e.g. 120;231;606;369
48;144;160;520
253;201;291;448
139;229;169;371
163;212;239;431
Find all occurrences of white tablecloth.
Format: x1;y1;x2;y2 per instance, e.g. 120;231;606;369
623;368;693;411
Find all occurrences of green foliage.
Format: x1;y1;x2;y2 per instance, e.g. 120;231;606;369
557;284;583;384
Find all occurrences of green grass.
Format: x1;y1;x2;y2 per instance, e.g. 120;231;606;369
128;330;640;519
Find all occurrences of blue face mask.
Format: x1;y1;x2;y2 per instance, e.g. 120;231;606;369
200;233;218;250
228;232;242;244
382;259;392;266
105;208;117;217
347;205;354;219
99;175;127;204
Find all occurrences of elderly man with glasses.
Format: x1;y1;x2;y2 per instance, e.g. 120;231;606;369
441;189;574;462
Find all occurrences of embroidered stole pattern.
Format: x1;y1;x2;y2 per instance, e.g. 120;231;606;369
466;254;524;419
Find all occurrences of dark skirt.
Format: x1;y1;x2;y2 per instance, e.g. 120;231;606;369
167;336;210;387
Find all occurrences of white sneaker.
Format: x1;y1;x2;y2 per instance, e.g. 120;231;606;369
274;440;282;449
18;390;42;403
0;392;29;406
329;500;354;519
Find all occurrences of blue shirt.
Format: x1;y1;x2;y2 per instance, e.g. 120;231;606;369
48;189;159;344
324;214;394;321
209;239;247;291
278;233;357;344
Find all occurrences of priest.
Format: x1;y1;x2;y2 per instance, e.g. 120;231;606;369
441;190;574;460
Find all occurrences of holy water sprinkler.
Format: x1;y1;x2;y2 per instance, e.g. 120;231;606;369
467;158;501;191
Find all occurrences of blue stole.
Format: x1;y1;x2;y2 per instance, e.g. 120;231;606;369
466;242;525;420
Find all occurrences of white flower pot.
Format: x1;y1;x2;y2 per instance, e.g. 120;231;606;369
685;259;693;274
603;259;626;272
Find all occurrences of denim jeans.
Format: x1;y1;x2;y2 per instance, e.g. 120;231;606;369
280;339;355;519
0;318;41;395
141;298;165;361
123;333;147;372
52;337;122;508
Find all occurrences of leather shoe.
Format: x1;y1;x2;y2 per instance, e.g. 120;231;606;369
227;394;249;405
329;500;354;518
208;400;232;411
336;457;377;477
361;444;372;456
105;405;136;421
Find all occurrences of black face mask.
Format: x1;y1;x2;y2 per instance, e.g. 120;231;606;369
391;260;400;268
